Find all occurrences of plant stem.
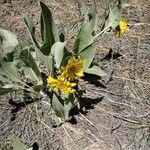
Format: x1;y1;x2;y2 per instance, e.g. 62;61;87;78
94;27;110;39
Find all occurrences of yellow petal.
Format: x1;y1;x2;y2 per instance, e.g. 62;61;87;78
54;87;58;93
70;83;77;87
120;20;128;31
76;71;84;77
114;19;128;37
47;76;55;83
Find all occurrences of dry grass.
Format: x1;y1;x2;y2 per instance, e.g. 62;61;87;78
0;0;150;150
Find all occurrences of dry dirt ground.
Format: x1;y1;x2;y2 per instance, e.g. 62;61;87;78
0;0;150;150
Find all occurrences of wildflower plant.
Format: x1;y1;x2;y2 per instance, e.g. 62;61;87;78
0;0;127;121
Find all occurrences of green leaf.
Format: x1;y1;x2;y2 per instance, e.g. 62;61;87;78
0;27;18;54
13;39;29;58
35;44;54;74
40;13;44;42
0;84;22;95
36;51;54;75
24;15;39;48
64;94;74;120
85;66;107;77
0;86;13;95
74;0;97;54
33;84;43;93
79;42;96;70
40;2;59;55
27;148;33;150
0;73;23;95
51;41;66;68
20;48;42;84
0;60;20;82
79;0;97;24
102;0;122;31
3;84;20;89
52;94;65;118
0;75;13;83
74;21;94;54
88;0;97;29
22;67;40;83
11;138;28;150
2;39;28;63
45;55;54;76
78;0;89;22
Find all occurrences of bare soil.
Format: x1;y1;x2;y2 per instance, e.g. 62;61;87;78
0;0;150;150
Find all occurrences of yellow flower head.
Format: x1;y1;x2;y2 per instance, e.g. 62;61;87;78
47;76;76;95
114;19;128;37
61;56;85;80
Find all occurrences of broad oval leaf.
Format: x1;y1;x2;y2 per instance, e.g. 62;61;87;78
78;0;89;22
22;67;40;84
79;42;96;70
24;15;39;48
74;0;96;54
11;138;28;150
0;60;20;82
20;48;43;85
52;94;65;119
102;0;122;31
78;0;97;26
0;84;22;95
74;22;94;54
51;41;66;68
64;94;74;120
0;28;18;54
36;48;54;75
0;74;13;83
85;65;107;77
40;2;59;55
0;86;13;95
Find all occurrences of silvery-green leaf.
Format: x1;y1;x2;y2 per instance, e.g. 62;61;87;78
11;138;28;150
33;84;43;93
0;86;13;95
52;94;65;119
12;39;29;64
0;74;13;83
3;84;20;89
88;0;97;29
0;27;18;54
24;15;39;48
20;48;42;84
40;2;59;55
102;0;122;31
85;66;107;77
27;148;33;150
64;94;74;120
79;0;96;24
37;52;54;75
78;0;89;22
51;41;66;68
0;83;23;95
74;21;94;54
2;39;28;63
79;42;96;70
74;0;97;54
22;67;40;83
0;60;20;82
35;46;54;75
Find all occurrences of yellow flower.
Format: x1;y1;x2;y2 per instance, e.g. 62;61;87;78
114;19;128;37
61;56;85;80
47;76;76;95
